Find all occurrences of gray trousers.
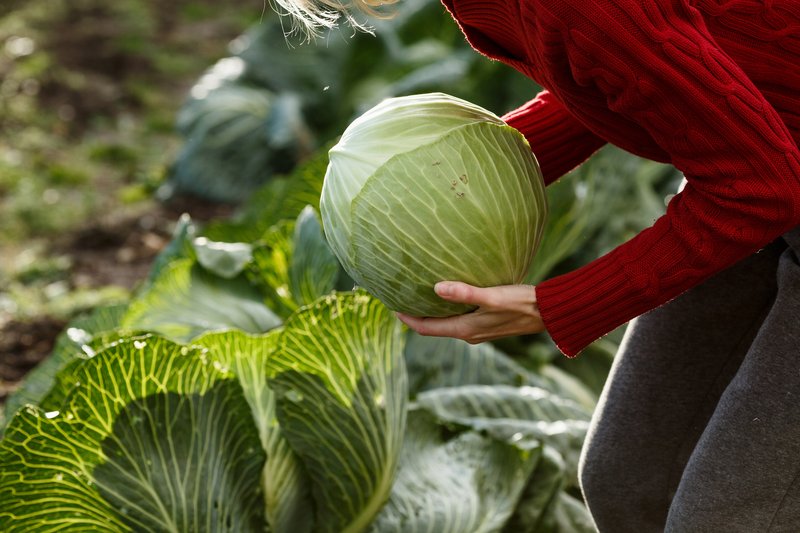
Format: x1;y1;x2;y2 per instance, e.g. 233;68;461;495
579;225;800;532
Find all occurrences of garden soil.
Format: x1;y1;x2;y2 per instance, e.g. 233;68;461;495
0;195;235;406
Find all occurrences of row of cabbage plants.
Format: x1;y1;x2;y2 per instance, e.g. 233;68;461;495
1;148;602;531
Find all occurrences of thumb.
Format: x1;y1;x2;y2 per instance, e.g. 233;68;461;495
434;281;487;306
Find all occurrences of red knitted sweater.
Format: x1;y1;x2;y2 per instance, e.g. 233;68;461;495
442;0;800;356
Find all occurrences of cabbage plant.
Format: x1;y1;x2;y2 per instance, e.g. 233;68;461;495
0;148;601;531
321;93;547;317
0;292;594;533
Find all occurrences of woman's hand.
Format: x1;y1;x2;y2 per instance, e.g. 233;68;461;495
396;281;546;344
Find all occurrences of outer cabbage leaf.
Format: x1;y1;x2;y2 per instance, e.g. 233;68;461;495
414;384;591;485
248;220;297;318
122;258;281;342
247;206;341;319
192;237;253;279
0;336;266;532
192;329;313;533
368;409;538;533
267;291;407;533
92;383;265;532
403;333;549;397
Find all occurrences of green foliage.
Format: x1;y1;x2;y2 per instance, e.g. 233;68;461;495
2;285;599;532
369;409;538;533
268;292;407;533
2;181;605;530
121;258;282;342
202;142;330;244
246;208;342;319
0;335;265;532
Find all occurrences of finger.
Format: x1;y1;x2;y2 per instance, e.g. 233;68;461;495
434;281;494;307
435;282;536;310
396;312;471;339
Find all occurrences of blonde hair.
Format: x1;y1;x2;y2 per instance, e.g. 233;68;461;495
270;0;398;38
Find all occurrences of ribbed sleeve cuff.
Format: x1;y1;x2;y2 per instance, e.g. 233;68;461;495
502;93;606;185
536;251;649;358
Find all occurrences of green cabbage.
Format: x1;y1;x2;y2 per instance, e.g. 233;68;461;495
320;93;548;317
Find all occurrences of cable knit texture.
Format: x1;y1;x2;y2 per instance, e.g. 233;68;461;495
442;0;800;356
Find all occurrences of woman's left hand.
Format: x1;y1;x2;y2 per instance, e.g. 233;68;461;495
396;281;546;344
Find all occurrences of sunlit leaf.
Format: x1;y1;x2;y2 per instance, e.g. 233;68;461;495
248;220;297;318
193;237;253;279
93;383;265;532
268;291;407;533
123;258;281;342
247;207;341;319
0;336;266;532
192;329;313;533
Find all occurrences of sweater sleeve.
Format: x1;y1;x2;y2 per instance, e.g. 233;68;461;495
502;90;606;185
533;0;800;356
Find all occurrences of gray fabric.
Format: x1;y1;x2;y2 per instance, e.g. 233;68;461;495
579;225;800;533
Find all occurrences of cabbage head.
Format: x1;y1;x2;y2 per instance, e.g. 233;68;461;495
320;93;547;317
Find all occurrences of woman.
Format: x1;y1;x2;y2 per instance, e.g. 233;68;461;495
277;1;800;531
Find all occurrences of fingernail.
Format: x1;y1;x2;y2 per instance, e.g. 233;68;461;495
434;282;451;296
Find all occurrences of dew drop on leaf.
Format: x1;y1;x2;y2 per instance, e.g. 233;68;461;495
66;328;91;345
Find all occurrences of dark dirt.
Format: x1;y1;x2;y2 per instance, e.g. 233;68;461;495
62;194;236;290
0;316;67;403
0;194;237;404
